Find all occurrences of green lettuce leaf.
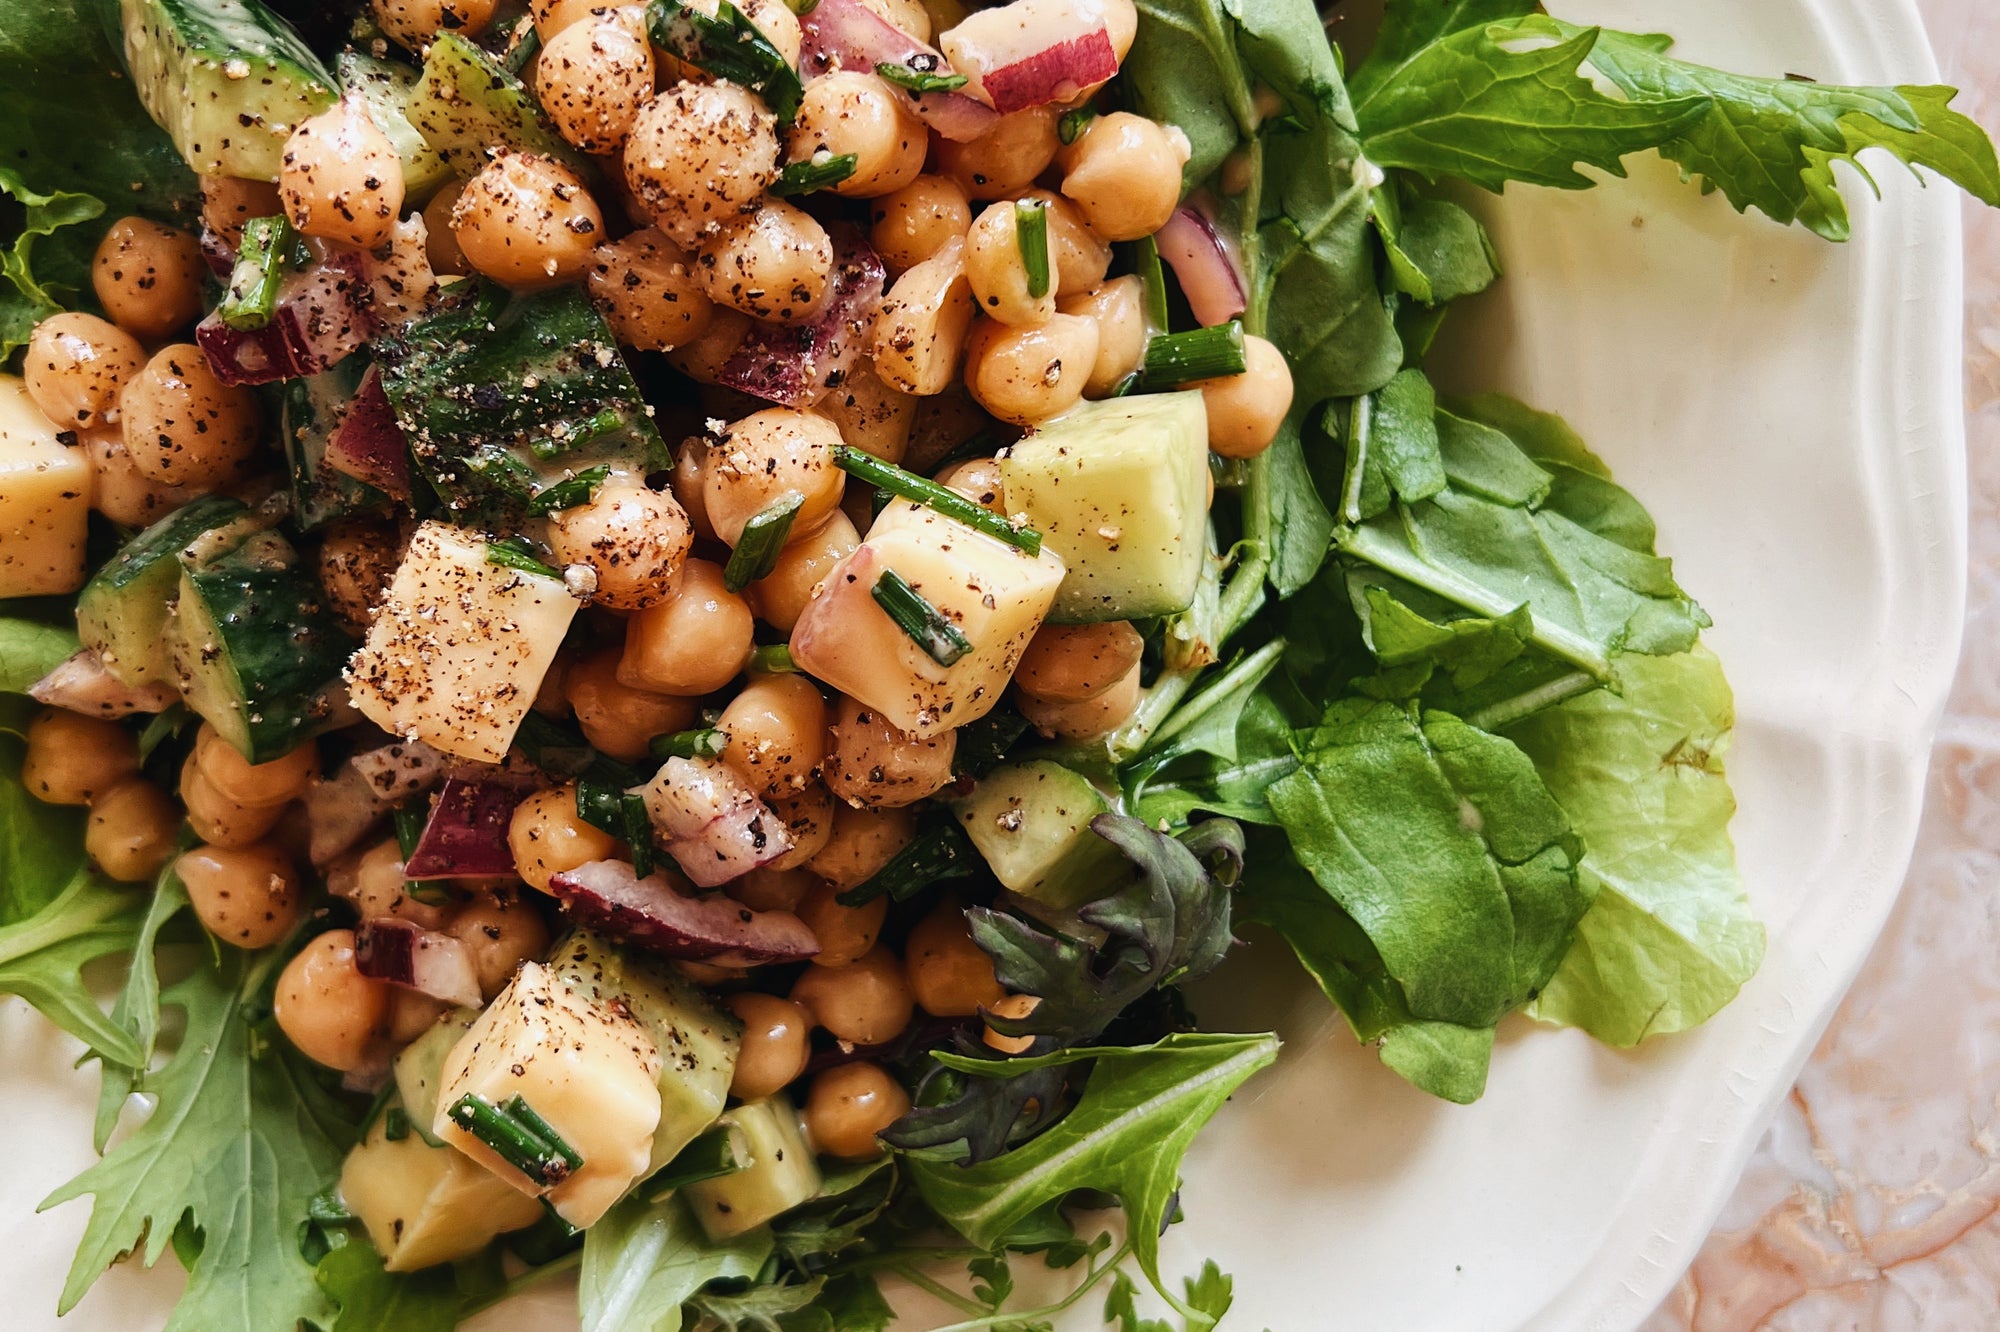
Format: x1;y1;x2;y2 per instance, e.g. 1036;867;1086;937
0;171;106;358
0;615;79;696
1370;186;1502;308
313;1242;465;1332
579;1193;771;1332
1335;367;1445;523
0;868;145;1065
1504;646;1763;1044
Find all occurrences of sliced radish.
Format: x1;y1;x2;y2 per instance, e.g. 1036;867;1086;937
196;250;373;386
635;757;795;888
325;365;411;498
355;918;484;1008
801;0;1000;141
1155;206;1247;328
30;650;179;719
549;858;820;965
716;228;886;409
938;0;1119;113
306;740;451;866
403;776;537;880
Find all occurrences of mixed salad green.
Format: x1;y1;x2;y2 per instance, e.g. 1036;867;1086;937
0;0;1994;1328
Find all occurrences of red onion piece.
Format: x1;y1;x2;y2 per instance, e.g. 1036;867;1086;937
199;229;236;278
355;918;484;1008
196;250;373;386
636;757;795;888
1155;207;1247;328
800;0;1000;141
549;859;820;965
938;0;1119;113
305;740;451;866
715;228;886;409
970;29;1117;114
325;365;411;498
404;777;536;880
29;649;178;719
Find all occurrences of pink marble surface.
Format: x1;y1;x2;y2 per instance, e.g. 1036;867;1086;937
1643;4;2000;1328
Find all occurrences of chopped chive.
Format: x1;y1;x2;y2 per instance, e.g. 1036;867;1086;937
393;803;426;861
872;569;972;667
486;536;562;580
650;727;727;761
647;0;803;119
771;152;859;197
464;443;540;499
869;485;892;520
384;1107;412;1142
1138;319;1247;390
874;58;969;94
724;493;803;591
1108;369;1144;397
448;1093;582;1186
950;700;1030;778
837;816;978;906
622;791;656;878
502;16;543;76
1058;105;1097;145
528;464;612;515
782;0;819;12
833;445;1041;556
405;879;451;905
644;1124;745;1198
1134;234;1170;331
217;215;296;333
1015;199;1051;300
510;1206;584;1265
307;1187;354;1224
750;643;797;674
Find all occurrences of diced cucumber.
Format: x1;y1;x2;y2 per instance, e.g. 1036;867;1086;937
282;358;390;530
547;929;741;1176
392;1005;481;1146
169;526;354;762
339;1106;544;1273
337;51;452;202
683;1094;823;1241
120;0;338;180
76;493;250;686
406;33;591;180
999;391;1210;623
379;285;669;517
951;760;1124;909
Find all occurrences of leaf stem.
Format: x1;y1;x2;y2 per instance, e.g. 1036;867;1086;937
922;1237;1135;1332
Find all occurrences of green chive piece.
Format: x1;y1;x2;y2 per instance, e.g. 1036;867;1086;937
724;492;803;590
393;803;426;861
1015;199;1051;300
647;0;803;119
1058;105;1097;145
837;815;977;906
503;1095;583;1172
750;643;798;674
217;215;296;332
1138;319;1247;391
872;569;972;667
502;17;543;76
487;537;562;581
832;445;1042;557
1134;234;1170;331
649;727;728;761
1108;369;1144;398
384;1107;412;1142
644;1124;746;1198
447;1093;582;1186
782;0;819;13
771;152;859;197
528;464;612;515
874;59;969;94
404;880;451;905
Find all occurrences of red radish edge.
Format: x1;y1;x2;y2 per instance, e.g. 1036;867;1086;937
325;365;412;498
976;28;1118;114
716;228;887;409
800;0;999;141
355;918;484;1008
404;776;536;880
196;250;373;387
1155;207;1248;328
549;859;820;965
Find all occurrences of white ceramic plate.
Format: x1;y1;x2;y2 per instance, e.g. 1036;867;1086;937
0;0;1967;1327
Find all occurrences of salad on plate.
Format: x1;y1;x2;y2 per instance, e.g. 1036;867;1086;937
0;0;1995;1327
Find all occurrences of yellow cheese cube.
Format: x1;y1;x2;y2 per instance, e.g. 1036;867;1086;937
338;1114;543;1272
0;376;90;597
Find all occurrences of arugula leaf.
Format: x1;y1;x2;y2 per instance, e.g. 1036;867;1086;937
0;615;79;695
92;863;190;1150
1445;393;1659;553
1504;646;1762;1044
0;170;105;357
1336;367;1444;524
1371;185;1500;307
42;948;351;1332
881;1044;1074;1165
1103;1260;1233;1332
0;868;145;1065
313;1241;464;1332
688;1277;830;1329
904;1033;1277;1322
768;1156;899;1266
579;1192;771;1332
1576;27;2000;242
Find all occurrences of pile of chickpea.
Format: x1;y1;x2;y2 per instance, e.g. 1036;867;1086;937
14;0;1295;1166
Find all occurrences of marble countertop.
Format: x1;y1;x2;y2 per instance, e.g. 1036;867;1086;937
1645;2;2000;1327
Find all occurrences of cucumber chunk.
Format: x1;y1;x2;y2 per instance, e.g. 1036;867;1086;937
683;1094;823;1241
999;391;1210;623
338;51;453;202
951;760;1123;909
406;33;592;179
77;493;249;686
120;0;338;180
392;1005;481;1146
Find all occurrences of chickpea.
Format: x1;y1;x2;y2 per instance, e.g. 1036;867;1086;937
905;897;1004;1017
1193;334;1294;459
1022;189;1112;295
767;782;836;870
388;990;453;1045
787;72;927;199
747;509;858;634
194;725;317;808
615;560;756;697
548;482;694;611
587;230;714;353
537;8;654;154
823;695;957;809
317;518;404;635
664;309;751;389
452;152;603;289
678;958;748;987
22;709;138;806
374;0;500;48
1097;0;1138;58
1018;657;1140;740
964;200;1059;327
92;218;204;341
729;865;816;912
275;929;392;1071
870;175;972;273
726;992;812;1100
448;893;552;998
693;202;834;323
806;802;915;889
1059;112;1189;242
819;361;914;465
667;435;719;543
935;456;1005;513
797;877;888;968
24;313;144;430
181;757;287;850
870;237;977;396
532;0;628;37
705;408;845;547
719;674;827;797
1014;620;1144;703
804;1061;911;1158
280;95;406;250
964;313;1099;426
1058;275;1148;397
743;0;804;63
856;0;931;35
624;82;780;247
86;779;178;884
933;106;1060;201
121;344;263;488
178;841;305;949
790;945;913;1046
339;837;453;930
200;175;285;249
421;182;472;276
568;646;701;760
982;993;1040;1054
509;784;620;892
83;429;199;528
